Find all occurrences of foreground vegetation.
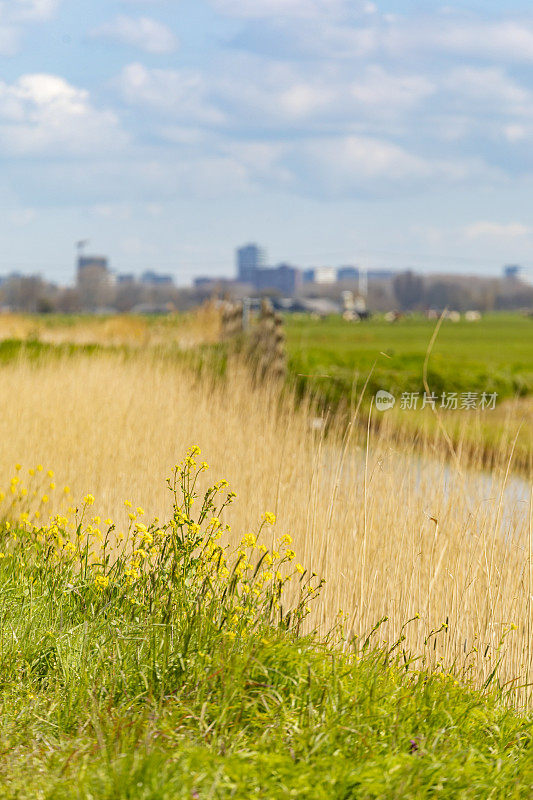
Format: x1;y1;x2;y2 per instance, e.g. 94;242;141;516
0;316;530;793
0;452;531;798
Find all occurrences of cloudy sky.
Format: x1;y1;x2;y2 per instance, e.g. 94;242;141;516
2;0;533;283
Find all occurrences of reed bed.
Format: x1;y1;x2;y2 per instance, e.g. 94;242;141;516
0;304;221;348
0;348;531;705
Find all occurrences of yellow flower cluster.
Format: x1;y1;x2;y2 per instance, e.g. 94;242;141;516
0;453;323;643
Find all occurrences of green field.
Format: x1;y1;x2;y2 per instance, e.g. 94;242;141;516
285;313;533;408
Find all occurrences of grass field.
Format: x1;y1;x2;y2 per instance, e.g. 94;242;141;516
0;317;530;795
286;313;533;403
285;313;533;470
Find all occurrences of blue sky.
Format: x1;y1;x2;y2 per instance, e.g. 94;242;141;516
1;1;533;284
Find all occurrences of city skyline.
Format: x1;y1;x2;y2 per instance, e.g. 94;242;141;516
2;2;533;282
0;240;532;289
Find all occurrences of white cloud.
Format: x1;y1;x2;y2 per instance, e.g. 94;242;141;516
0;73;128;156
8;207;35;226
210;0;351;20
1;0;61;22
0;25;18;55
464;221;530;240
430;20;533;63
0;0;61;55
504;124;528;143
280;133;502;198
242;12;533;65
394;18;533;65
264;66;434;123
91;15;178;54
116;63;224;124
443;67;531;112
292;135;433;195
116;58;433;137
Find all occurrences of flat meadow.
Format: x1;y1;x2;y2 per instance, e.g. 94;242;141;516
0;312;531;797
286;312;533;470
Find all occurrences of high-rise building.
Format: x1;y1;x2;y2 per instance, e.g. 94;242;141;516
338;266;359;281
236;244;266;284
77;255;112;309
141;271;174;286
254;263;302;295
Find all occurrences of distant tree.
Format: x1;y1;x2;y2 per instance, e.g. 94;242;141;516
424;281;471;311
393;271;424;310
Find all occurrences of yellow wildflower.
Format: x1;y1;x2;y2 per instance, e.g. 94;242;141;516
136;507;145;516
263;512;276;526
84;494;95;506
94;575;109;590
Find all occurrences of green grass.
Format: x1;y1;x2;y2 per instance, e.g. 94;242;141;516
285;313;533;409
0;453;531;798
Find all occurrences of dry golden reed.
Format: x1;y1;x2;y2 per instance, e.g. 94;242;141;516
0;304;221;349
0;348;531;704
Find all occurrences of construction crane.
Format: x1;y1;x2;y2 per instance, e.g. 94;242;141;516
76;240;89;259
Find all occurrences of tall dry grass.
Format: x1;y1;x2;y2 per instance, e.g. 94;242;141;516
0;348;531;704
0;305;221;348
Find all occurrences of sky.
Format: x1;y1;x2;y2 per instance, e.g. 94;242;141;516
2;1;533;284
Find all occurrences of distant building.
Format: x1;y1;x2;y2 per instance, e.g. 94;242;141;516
78;256;108;276
367;270;396;280
77;255;112;309
504;265;521;280
338;266;359;281
254;263;301;295
116;273;135;284
313;267;337;285
141;271;174;286
194;277;215;289
236;244;266;284
302;269;316;283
